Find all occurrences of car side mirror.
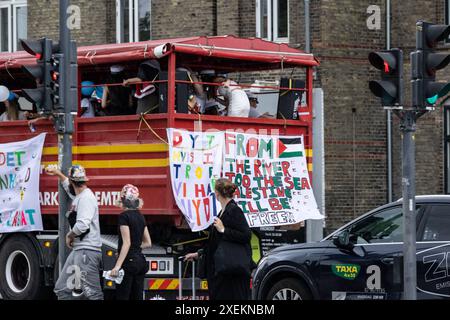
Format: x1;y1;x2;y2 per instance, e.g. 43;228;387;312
333;230;354;250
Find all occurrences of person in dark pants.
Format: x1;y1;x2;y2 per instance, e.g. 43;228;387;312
111;184;152;300
185;178;252;300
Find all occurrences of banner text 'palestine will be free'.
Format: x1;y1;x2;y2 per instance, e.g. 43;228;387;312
222;132;323;228
167;129;323;231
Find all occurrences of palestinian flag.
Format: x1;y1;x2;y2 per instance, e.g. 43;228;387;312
278;137;304;158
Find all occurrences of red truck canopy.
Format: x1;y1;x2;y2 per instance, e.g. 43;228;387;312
0;35;319;71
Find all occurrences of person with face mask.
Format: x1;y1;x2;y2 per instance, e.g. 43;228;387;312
45;164;104;300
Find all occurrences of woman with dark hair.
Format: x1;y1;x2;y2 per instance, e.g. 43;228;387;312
111;184;152;300
185;178;252;300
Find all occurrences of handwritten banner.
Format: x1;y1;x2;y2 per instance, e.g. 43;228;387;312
0;133;46;233
167;129;223;231
222;132;323;227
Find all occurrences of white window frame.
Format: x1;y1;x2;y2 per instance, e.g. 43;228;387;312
116;0;151;43
0;3;12;52
12;2;27;51
0;0;26;52
273;0;289;42
256;0;289;43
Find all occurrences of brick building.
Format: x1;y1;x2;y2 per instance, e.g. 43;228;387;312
2;0;450;233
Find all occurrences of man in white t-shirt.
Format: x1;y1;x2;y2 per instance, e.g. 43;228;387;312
215;79;250;117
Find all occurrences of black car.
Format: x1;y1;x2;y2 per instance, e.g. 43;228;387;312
252;195;450;300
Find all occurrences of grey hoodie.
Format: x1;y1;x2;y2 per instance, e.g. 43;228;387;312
63;179;102;252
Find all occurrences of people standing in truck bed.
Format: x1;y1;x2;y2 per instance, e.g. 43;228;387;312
123;59;161;115
80;81;96;118
0;86;26;121
214;76;250;117
101;65;134;116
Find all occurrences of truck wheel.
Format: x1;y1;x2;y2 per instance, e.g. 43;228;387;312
0;236;47;300
266;278;312;300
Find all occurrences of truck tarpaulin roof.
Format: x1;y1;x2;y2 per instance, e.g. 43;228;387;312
0;35;319;71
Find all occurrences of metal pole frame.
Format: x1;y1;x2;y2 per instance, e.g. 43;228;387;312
58;0;74;271
394;109;417;300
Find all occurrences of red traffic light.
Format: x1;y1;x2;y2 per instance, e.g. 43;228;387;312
384;61;389;73
20;38;45;60
368;51;398;74
51;71;59;81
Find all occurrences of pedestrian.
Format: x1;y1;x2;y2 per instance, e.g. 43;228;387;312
184;178;252;300
110;184;152;300
45;164;104;300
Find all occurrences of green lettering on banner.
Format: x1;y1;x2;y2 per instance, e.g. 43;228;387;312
238;200;250;214
236;134;246;156
15;151;26;166
225;158;235;171
280;198;291;209
273;176;283;187
207;135;215;148
258;139;273;158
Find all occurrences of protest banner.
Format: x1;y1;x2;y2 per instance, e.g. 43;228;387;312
167;129;223;231
0;133;46;233
222;132;323;227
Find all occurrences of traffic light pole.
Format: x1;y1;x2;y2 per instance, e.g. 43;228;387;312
399;110;417;300
57;0;74;271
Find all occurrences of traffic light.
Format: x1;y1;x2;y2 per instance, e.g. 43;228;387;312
368;48;403;107
411;21;450;109
50;53;64;113
20;38;55;113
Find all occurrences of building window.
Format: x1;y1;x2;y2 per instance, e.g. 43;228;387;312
0;0;27;52
256;0;289;42
116;0;151;43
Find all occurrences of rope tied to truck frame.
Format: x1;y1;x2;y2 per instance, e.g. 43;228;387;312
3;57;16;80
137;109;169;144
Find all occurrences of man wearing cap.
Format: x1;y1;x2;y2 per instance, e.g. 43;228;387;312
247;92;274;119
45;164;104;300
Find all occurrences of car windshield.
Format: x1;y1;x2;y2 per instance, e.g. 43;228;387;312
329;205;422;244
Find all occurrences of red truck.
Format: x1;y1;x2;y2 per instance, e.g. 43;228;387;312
0;35;319;300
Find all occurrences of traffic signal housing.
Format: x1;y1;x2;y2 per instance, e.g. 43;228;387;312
368;48;403;108
411;21;450;109
20;38;60;114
